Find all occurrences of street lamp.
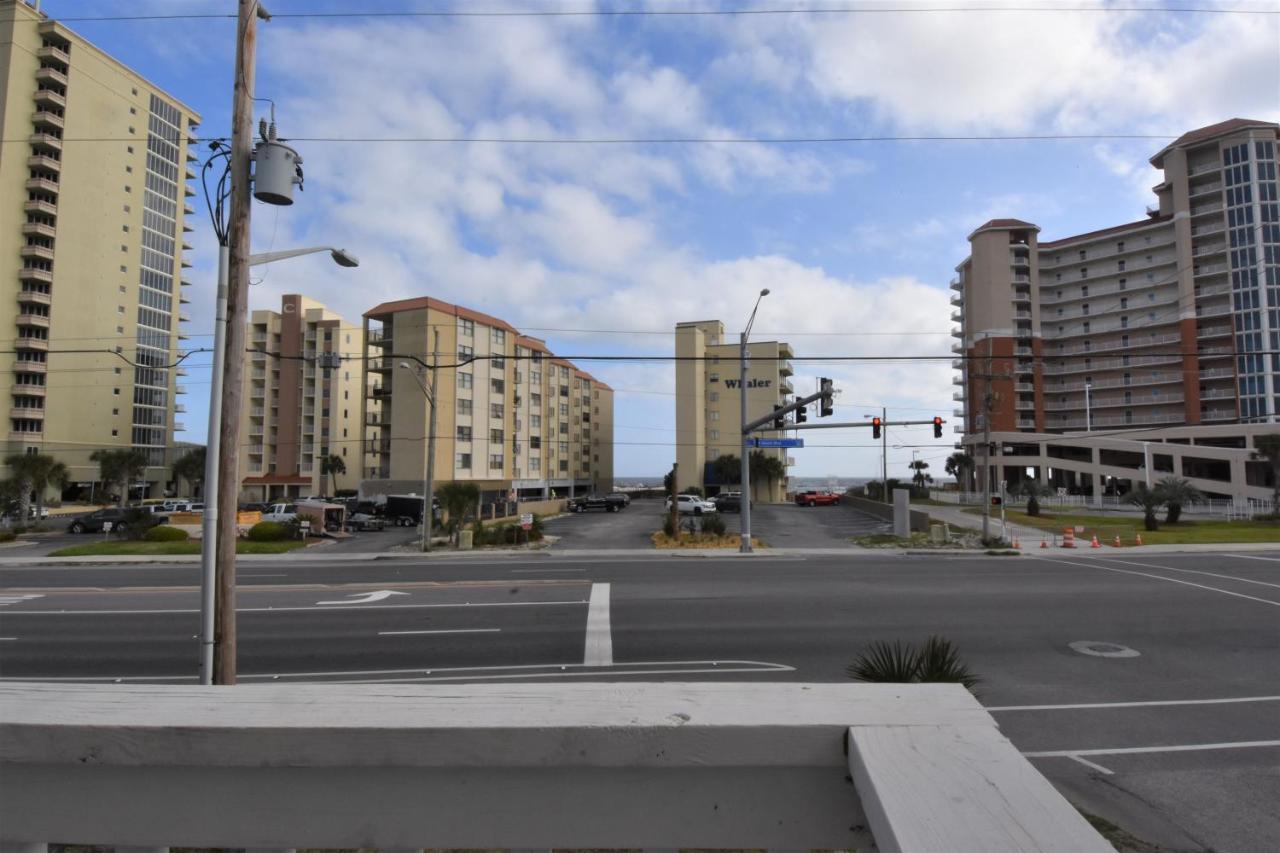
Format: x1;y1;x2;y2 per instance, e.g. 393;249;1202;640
739;287;770;554
399;336;439;553
199;244;358;686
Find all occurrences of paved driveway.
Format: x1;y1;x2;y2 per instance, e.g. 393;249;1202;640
746;501;889;548
543;498;664;550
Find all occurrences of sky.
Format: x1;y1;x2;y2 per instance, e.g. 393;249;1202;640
46;0;1280;479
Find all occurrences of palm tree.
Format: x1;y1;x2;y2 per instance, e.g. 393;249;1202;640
1251;434;1280;509
90;448;148;506
1009;480;1053;517
319;453;346;497
5;453;68;522
944;451;974;490
709;453;741;489
1126;482;1165;532
436;481;480;543
907;459;930;490
1156;476;1203;524
748;450;785;501
171;448;206;498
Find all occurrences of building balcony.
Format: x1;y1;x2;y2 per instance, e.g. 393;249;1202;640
952;390;965;402
7;427;44;442
1191;240;1227;258
1199;367;1234;380
33;66;68;90
949;277;962;291
1202;408;1237;422
1195;303;1232;319
1190;202;1223;218
9;406;44;421
23;176;58;195
20;222;57;241
1196;283;1231;299
32;85;67;113
19;244;55;263
1190;221;1224;237
952;374;965;386
1014;346;1032;356
16;313;50;329
30;109;64;131
1043;354;1181;375
778;342;794;359
1015;398;1035;410
1015;382;1034;392
1012;272;1031;284
1188;160;1220;177
14;338;48;352
22;198;58;219
247;444;264;456
35;43;70;65
1089;393;1184;409
1058;413;1184;429
1200;388;1236;400
779;359;794;376
949;292;963;307
17;289;51;307
1017;418;1036;429
13;360;47;375
1189;180;1222;199
1014;309;1032;320
1054;332;1181;356
1198;325;1232;339
1193;262;1228;278
1012;289;1031;304
950;326;963;338
952;408;965;418
11;384;45;398
951;358;965;370
950;310;962;323
950;342;964;355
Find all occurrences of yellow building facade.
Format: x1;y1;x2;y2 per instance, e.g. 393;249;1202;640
1;0;200;498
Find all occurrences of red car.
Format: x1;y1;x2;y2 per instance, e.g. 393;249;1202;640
795;491;841;507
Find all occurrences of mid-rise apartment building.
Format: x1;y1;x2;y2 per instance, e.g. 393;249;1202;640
1;0;200;498
238;296;363;501
674;320;794;502
952;118;1279;502
361;297;614;502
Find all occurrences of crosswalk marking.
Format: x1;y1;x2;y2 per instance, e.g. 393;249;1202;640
0;593;44;607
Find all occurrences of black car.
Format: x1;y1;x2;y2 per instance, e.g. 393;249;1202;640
606;492;630;509
571;494;620;513
713;492;751;513
67;508;160;535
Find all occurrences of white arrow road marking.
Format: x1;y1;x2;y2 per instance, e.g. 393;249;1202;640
584;582;612;667
317;590;410;605
0;593;44;607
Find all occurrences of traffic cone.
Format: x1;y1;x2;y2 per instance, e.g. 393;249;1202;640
1013;537;1021;549
1135;533;1143;546
1090;534;1101;548
1040;538;1048;548
1113;535;1121;548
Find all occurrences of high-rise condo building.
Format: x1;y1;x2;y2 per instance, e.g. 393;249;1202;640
1;0;201;498
238;296;364;502
952;118;1279;503
674;320;795;502
361;297;614;501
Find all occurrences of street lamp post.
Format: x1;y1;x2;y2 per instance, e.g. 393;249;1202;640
739;288;770;554
399;330;440;553
198;245;357;685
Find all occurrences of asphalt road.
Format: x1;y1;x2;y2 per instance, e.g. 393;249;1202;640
2;549;1278;851
544;496;888;549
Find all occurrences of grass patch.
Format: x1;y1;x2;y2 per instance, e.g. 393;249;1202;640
853;531;975;549
964;507;1280;545
985;549;1021;556
651;530;765;549
50;540;308;557
1078;809;1164;852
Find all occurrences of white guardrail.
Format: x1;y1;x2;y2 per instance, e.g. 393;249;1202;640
0;682;1110;852
929;490;1273;517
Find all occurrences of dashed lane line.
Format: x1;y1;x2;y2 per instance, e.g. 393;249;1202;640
988;695;1280;712
1088;555;1280;590
1031;555;1280;607
377;628;501;636
0;600;590;616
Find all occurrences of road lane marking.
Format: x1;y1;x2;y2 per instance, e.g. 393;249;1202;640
0;600;589;616
0;593;43;607
318;590;410;605
5;659;795;683
1025;740;1280;759
1031;556;1280;607
1067;756;1115;775
1090;556;1280;590
377;628;501;636
989;695;1280;712
1227;554;1280;563
512;568;586;573
584;582;613;667
0;637;17;641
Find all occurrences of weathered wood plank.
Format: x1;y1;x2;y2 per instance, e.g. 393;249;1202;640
848;724;1111;853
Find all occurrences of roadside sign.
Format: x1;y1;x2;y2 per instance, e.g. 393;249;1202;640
102;521;113;532
749;438;804;448
520;513;533;530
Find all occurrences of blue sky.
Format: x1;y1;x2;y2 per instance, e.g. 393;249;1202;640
50;0;1280;479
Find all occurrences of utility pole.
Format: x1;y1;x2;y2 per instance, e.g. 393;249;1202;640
213;0;261;685
880;405;888;504
422;331;439;552
971;338;1013;543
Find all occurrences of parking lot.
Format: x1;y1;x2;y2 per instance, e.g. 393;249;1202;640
543;496;888;550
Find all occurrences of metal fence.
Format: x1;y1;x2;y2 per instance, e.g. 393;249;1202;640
929;490;1273;518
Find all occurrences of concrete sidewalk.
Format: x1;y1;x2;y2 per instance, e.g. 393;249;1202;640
923;504;1050;547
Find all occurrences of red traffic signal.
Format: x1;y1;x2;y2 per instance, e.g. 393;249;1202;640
991;496;1003;506
933;416;943;438
871;416;881;439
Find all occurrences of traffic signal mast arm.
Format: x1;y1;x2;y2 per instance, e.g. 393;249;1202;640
742;387;829;434
787;419;945;431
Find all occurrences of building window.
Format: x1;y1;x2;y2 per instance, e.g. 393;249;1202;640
1117;260;1125;272
457;426;472;442
531;393;542;407
708;372;719;383
492;328;506;346
457;399;472;416
458;344;473;360
709;391;719;403
458;372;473;390
559;422;569;435
492;356;505;371
456;453;472;470
491;378;505;394
531;370;541;384
559;403;569;417
1120;297;1128;309
530;436;541;449
1081;268;1088;279
1121;316;1128;328
490;428;503;444
560;385;569;397
490;403;504;420
1118;278;1126;289
709;429;720;440
1117;241;1125;252
458;318;474;338
530;457;540;471
531;414;541;429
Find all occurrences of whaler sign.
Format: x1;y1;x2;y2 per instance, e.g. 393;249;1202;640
724;378;772;389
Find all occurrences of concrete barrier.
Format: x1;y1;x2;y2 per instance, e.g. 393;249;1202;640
845;494;931;533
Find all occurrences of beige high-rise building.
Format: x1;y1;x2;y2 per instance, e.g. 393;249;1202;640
238;296;364;502
952;118;1279;503
674;320;794;502
361;297;614;501
1;0;200;498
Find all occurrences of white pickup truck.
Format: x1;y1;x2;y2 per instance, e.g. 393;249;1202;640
261;503;298;524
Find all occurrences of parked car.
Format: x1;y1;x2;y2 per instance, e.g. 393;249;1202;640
795;491;841;507
161;500;191;513
67;508;159;535
665;494;717;515
713;492;751;513
261;503;298;524
571;494;620;513
345;512;386;532
606;492;631;508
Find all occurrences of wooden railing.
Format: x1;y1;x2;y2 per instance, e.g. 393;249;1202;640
0;682;1108;852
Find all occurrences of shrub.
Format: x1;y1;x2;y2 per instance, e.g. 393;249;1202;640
120;508;158;540
846;636;979;691
0;531;15;543
334;488;358;498
145;525;188;542
247;521;288;542
702;513;726;536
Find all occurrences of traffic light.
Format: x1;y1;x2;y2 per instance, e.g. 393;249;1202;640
772;405;785;429
871;416;881;439
819;377;834;417
933;416;943;438
991;496;1003;507
794;404;807;424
